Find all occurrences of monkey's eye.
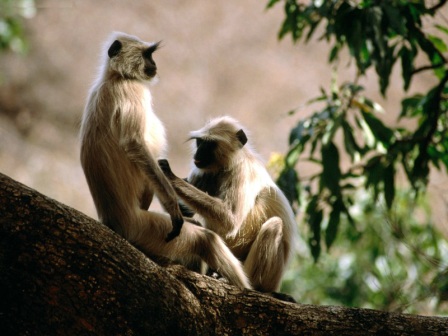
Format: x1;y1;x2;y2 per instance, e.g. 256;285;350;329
142;48;154;60
142;42;160;60
196;138;204;147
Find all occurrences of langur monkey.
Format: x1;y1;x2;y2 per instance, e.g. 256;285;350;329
80;32;251;290
159;116;296;293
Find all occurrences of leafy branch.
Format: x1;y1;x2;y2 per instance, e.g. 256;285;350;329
268;0;448;260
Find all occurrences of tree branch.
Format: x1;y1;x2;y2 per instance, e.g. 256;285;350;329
411;62;446;75
0;172;447;335
428;0;448;13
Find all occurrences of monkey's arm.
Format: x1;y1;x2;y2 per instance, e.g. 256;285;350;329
158;159;235;235
122;139;183;241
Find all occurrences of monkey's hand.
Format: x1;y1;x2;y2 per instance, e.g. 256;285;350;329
165;215;183;242
158;159;177;180
158;159;184;241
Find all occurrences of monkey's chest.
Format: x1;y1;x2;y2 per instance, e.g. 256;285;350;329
193;174;222;197
143;114;167;159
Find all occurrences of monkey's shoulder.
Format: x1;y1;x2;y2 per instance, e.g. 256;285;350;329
253;185;292;215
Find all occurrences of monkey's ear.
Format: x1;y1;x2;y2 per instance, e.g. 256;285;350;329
236;129;247;147
108;40;122;58
150;40;162;52
143;41;162;59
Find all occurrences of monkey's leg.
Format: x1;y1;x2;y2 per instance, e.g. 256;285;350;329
123;140;184;241
243;216;285;293
133;210;251;290
178;217;203;273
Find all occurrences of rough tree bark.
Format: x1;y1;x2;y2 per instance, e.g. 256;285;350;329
0;172;447;335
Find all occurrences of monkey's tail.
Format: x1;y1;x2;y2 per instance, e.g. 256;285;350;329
198;228;252;290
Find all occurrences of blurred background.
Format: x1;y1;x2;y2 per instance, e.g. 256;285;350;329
1;0;322;218
1;0;447;314
1;0;429;217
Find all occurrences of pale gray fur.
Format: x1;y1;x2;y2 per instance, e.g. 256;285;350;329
161;116;296;292
80;32;251;289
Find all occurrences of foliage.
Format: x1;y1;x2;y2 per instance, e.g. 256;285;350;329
281;191;448;314
0;0;35;54
268;0;448;260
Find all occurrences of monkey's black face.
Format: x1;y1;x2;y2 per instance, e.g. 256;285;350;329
194;139;217;169
142;42;160;77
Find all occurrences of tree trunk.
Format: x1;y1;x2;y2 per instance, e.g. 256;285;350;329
0;172;446;335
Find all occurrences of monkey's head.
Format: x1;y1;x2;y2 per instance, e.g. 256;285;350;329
105;32;161;81
189;116;248;173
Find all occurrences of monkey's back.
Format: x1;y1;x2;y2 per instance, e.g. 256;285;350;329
80;79;152;234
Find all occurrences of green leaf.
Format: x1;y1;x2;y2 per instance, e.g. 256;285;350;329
266;0;281;9
306;195;322;262
340;7;369;72
400;46;415;91
361;111;394;147
329;44;340;63
435;24;448;36
310;136;319;157
289;120;306;145
277;167;300;206
427;145;441;170
427;34;448;53
357;115;376;148
365;155;384;200
325;203;341;250
342;82;365;96
369;6;386;58
413;28;443;69
305;20;321;43
355;95;385;114
342;120;363;161
278;0;301;41
400;94;424;118
376;44;397;96
439;138;448;171
321;142;341;194
412;147;430;186
383;3;407;35
384;162;395;209
285;145;302;167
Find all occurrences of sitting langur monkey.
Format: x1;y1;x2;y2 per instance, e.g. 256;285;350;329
80;32;251;290
159;116;296;293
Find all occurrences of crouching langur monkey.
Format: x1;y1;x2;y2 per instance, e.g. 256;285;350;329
80;32;251;290
158;116;297;293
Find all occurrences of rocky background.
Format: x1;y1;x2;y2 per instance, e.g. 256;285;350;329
0;0;446;234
